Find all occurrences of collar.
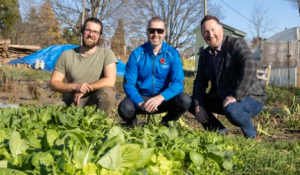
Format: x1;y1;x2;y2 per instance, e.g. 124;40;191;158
209;43;222;55
146;41;168;54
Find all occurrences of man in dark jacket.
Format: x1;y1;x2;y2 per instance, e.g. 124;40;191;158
118;17;191;127
190;15;267;140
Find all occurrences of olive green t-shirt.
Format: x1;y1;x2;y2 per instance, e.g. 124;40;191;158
55;47;117;100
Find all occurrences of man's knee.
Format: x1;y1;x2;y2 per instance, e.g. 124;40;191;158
174;93;192;110
118;98;135;119
95;87;115;103
224;104;244;126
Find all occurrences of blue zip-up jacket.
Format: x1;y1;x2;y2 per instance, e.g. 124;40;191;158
124;41;184;106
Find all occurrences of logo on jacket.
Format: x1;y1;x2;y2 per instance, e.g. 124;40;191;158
160;58;169;69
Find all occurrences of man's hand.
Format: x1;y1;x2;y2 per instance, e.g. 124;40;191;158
195;106;209;123
73;83;93;94
144;95;165;113
223;96;236;109
138;102;146;111
74;93;84;106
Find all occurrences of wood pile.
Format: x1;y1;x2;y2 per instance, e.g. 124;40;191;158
0;39;40;64
8;45;40;59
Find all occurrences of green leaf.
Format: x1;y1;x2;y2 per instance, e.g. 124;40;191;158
0;160;8;168
31;152;54;170
0;148;11;159
120;143;140;168
46;129;59;148
38;107;52;124
97;144;122;171
58;114;69;125
172;149;185;160
0;168;27;175
18;154;34;170
73;150;94;168
98;136;124;156
134;148;154;169
222;160;233;170
28;136;41;149
60;131;87;149
190;152;203;166
82;163;98;175
0;129;7;143
108;126;124;142
162;128;178;141
9;131;29;158
87;114;101;126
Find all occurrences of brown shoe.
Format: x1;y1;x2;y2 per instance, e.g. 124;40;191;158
255;134;261;143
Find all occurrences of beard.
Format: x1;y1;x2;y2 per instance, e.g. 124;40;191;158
149;36;163;47
82;37;99;49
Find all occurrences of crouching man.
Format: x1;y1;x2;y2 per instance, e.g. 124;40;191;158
118;17;191;126
50;18;118;115
190;15;267;141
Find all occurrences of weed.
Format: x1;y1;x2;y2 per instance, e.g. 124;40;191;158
281;97;300;131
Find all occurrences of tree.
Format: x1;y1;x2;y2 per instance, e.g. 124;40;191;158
285;0;300;14
111;18;126;61
248;3;277;48
123;0;223;51
35;0;126;41
38;2;67;46
0;0;22;39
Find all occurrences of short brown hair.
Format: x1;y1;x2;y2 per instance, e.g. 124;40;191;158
201;15;221;27
81;17;103;35
147;16;165;29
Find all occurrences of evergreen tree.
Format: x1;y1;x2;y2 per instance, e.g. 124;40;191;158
111;18;126;61
38;2;67;46
0;0;21;38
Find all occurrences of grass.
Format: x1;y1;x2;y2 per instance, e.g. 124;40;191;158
0;65;52;82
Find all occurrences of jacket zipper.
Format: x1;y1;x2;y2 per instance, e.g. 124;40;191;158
153;56;156;96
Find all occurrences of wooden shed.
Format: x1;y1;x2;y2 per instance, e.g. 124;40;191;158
252;27;300;87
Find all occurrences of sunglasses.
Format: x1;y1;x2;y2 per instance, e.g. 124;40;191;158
147;28;165;34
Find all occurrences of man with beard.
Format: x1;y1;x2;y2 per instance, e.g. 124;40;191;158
50;17;117;115
190;15;267;141
118;17;191;127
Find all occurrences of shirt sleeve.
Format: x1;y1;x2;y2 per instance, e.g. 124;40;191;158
54;52;67;75
231;38;257;101
104;49;118;67
192;51;209;108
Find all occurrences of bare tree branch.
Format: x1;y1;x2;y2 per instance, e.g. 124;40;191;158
123;0;223;51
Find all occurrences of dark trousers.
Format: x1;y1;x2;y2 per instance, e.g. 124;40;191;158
118;92;192;124
189;95;264;138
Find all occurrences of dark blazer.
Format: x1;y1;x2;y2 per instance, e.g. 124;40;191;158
193;35;267;107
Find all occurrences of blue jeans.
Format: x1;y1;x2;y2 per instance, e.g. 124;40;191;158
189;96;264;138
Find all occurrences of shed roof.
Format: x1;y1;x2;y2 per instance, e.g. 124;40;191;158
252;26;300;60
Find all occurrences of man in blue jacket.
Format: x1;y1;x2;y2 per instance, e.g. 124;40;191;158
118;17;191;127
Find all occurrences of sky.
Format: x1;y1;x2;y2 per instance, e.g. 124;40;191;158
211;0;300;40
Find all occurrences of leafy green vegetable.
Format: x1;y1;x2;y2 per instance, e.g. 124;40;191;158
9;131;29;158
97;144;122;170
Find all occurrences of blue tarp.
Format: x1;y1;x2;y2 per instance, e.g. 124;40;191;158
7;44;126;76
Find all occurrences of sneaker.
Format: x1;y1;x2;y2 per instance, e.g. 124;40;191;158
161;121;169;127
121;118;138;128
217;128;230;135
255;134;261;143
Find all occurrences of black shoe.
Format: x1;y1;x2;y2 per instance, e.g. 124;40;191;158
121;118;138;128
161;121;169;127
